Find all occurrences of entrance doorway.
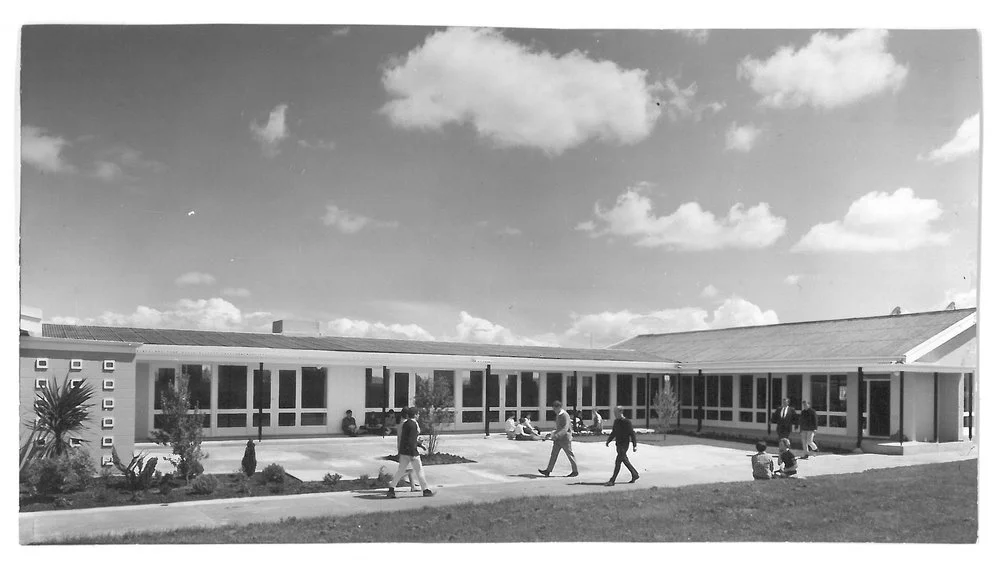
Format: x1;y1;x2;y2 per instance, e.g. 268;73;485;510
868;381;891;437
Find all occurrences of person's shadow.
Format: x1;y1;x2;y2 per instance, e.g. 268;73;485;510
568;481;607;486
509;473;549;479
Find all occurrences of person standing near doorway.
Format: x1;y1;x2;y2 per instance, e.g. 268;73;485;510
798;400;819;458
538;401;578;477
604;405;639;486
771;398;797;440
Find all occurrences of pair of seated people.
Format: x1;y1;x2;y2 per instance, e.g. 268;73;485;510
504;415;545;441
341;409;401;436
751;438;798;480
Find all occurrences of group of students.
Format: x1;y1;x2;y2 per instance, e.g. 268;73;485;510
504;409;604;441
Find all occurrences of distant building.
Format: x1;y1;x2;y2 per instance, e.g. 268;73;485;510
19;307;976;469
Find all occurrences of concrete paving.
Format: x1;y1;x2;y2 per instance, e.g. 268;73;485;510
19;434;979;544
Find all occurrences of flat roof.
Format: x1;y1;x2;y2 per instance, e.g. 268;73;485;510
41;324;677;364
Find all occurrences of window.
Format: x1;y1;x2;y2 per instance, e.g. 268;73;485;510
218;366;248;410
649;375;661;404
810;374;847;429
720;375;733;409
770;377;783;411
394;372;410;408
787;374;803;408
694;376;705;406
617;374;633;408
252;413;271;427
520;372;540;407
546;373;562;406
739;375;754;409
829;375;847;412
566;374;577;407
756;377;767;409
681;376;693;406
253;369;271;409
278;413;296;426
810;376;828;411
301;413;327;426
505;374;518;407
154;368;176;410
463;371;484;409
433;370;455;399
581;376;593;406
218;414;247;428
705;375;719;407
365;368;385;408
301;367;327;409
636;376;646;408
486;374;500;407
595;374;610;406
182;364;212;410
279;370;296;409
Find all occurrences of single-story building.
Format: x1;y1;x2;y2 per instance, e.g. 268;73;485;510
19;306;977;469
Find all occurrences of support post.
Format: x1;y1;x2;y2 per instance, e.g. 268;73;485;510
968;372;974;440
766;372;772;437
382;366;389;417
899;371;905;446
257;362;263;443
857;367;864;449
484;364;491;437
933;372;939;443
676;374;682;430
645;372;651;429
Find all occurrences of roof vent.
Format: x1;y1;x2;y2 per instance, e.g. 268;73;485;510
272;319;322;336
890;306;902;316
945;301;956;311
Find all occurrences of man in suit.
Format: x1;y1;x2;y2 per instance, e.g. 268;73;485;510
771;397;797;440
604;405;639;486
538;400;579;477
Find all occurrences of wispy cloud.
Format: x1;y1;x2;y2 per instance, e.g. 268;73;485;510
792;188;950;252
175;272;217;286
297;138;337;151
725;122;762;152
21;125;75;173
674;29;709;44
784;274;801;286
92;146;164;181
661;79;725;122
50;298;265;332
322;203;399;234
251;103;289;157
382;27;664;155
497;226;522;236
221;287;252;298
739;29;908;109
920;113;980;163
700;284;719;298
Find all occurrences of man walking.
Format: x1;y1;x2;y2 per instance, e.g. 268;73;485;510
771;397;797;440
538;400;578;478
604;405;639;486
386;407;433;498
798;400;819;458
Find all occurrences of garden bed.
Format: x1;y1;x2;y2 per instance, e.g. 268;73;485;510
381;452;475;465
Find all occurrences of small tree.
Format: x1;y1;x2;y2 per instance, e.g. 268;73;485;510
413;376;454;455
653;386;681;439
150;373;207;481
24;375;96;462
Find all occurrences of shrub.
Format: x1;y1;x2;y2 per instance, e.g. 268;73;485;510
150;373;208;481
241;440;257;477
24;448;97;495
260;463;286;484
110;446;158;494
653;386;681;436
414;376;455;455
189;474;218;495
322;472;342;487
27;376;96;461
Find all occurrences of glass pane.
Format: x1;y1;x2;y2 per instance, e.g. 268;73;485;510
278;412;296;426
252;413;271;427
739;411;753;422
301;367;327;409
694;375;705;406
487;410;500;422
623;409;633;419
154;368;175;410
739;375;754;408
218;414;247;428
182;364;212;410
720;375;733;408
520;372;540;407
811;375;828;411
566;374;577;407
706;375;719;407
581;376;594;406
279;370;296;409
681;376;693;406
828;415;847;428
463;371;484;409
462;410;483;423
433;370;455;399
218;365;248;410
706;410;718;420
365;368;385;408
649;375;661;401
545;410;556;421
617;374;633;407
486;374;499;407
545;372;562;406
636;376;646;408
770;378;783;410
829;375;848;412
787;374;803;408
636;409;646;420
720;410;733;421
756;412;766;423
817;415;828;427
756;377;767;409
252;369;271;409
394;372;410;408
595;374;610;406
505;374;518;407
301;412;327;426
681;409;692;419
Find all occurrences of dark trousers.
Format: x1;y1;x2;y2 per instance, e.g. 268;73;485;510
610;444;638;481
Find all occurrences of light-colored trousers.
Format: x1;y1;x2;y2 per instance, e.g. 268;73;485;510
545;436;578;474
801;430;818;453
391;454;429;491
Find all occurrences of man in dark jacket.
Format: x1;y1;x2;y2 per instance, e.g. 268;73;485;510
604;405;639;486
771;397;797;440
798;400;819;458
386;407;433;498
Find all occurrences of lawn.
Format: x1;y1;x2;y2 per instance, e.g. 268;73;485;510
54;459;977;544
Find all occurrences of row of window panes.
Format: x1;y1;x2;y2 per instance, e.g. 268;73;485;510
154;365;328;411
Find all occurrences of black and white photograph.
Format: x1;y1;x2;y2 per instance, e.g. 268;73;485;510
8;0;991;554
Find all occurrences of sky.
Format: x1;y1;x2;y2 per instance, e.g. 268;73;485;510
18;25;982;349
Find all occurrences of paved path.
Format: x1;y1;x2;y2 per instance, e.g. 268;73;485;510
19;435;978;544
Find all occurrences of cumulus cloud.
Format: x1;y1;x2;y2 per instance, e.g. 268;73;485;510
50;298;253;331
921;113;980;163
700;284;719;298
784;274;801;286
381;27;665;154
221;287;252;298
321;203;399;234
175;272;217;286
661;79;725;122
451;311;558;346
675;29;710;44
578;185;786;250
251;103;289;157
21;125;75;173
791;188;950;253
738;29;908;109
565;297;779;348
326;318;436;341
725;122;762;152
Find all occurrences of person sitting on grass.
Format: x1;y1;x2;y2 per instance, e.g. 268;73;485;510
773;437;798;478
515;417;543;441
523;414;542;437
751;440;774;480
589;411;604;434
505;413;518;440
572;410;586;434
341;409;358;437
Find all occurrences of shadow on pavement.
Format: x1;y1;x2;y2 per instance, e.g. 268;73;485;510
509;473;548;479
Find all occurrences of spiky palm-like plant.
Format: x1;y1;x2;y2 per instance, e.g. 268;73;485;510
29;375;96;459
